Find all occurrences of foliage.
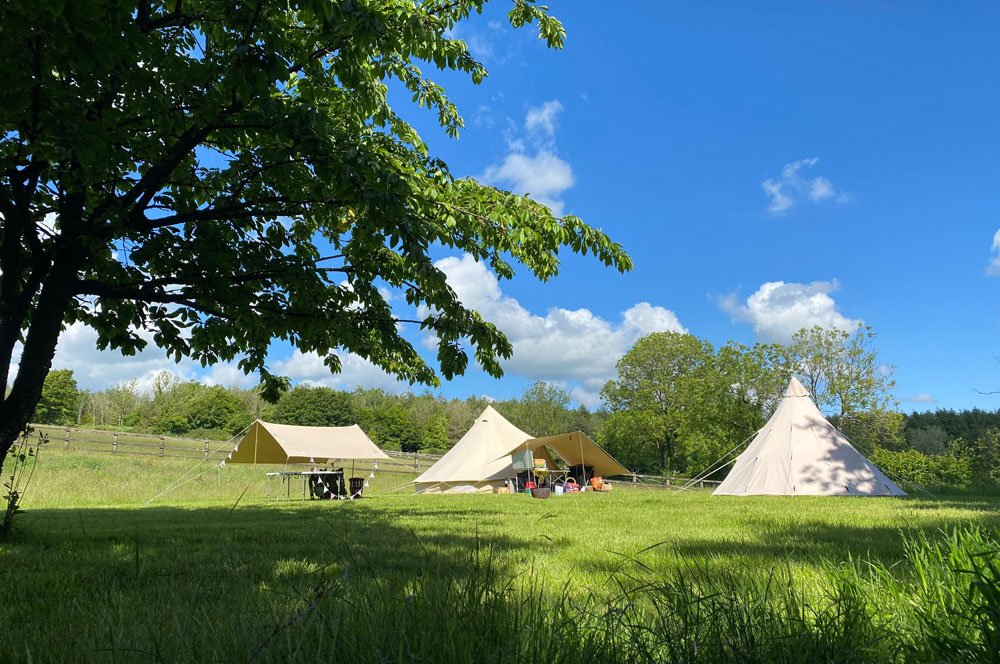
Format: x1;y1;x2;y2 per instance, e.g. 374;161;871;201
836;409;906;452
788;324;896;420
869;447;972;489
266;385;356;427
600;333;789;474
0;0;631;474
32;369;77;425
906;408;1000;446
361;404;422;452
1;427;45;534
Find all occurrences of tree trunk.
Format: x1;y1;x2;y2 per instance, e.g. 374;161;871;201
0;252;82;469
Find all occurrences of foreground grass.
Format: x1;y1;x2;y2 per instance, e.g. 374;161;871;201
2;450;1000;662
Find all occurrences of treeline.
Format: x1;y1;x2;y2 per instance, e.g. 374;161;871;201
27;325;1000;490
31;369;601;455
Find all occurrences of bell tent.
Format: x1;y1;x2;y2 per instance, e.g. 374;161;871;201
713;377;905;496
226;420;391;465
413;405;628;494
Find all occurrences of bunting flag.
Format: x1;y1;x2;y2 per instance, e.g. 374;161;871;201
363;480;369;488
373;462;379;470
219;460;226;468
309;456;315;463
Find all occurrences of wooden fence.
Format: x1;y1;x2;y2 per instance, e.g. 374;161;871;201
20;424;720;488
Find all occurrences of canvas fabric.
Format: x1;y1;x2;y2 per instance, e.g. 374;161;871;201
713;378;906;496
414;406;627;493
228;420;391;464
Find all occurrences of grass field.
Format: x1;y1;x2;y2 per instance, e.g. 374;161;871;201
2;448;1000;662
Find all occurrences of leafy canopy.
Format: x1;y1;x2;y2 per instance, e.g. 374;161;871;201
0;1;631;410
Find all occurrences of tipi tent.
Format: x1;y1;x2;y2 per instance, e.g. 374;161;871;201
713;377;905;496
227;420;390;465
414;406;628;494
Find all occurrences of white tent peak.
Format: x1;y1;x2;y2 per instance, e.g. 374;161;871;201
713;379;905;497
785;376;810;398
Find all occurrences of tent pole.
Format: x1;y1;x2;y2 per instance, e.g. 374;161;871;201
578;432;584;485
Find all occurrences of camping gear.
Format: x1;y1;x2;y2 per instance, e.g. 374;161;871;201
530;487;550;499
512;449;535;472
349;477;365;498
554;485;564;496
713;377;906;496
413;406;627;494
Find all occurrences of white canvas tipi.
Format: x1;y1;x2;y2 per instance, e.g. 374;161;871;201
713;377;906;496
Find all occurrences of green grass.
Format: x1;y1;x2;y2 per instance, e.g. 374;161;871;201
2;448;1000;662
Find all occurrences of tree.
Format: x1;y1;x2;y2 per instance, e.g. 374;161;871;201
105;380;140;428
361;405;421;452
267;385;355;427
788;325;896;422
32;368;77;424
504;381;573;437
0;2;631;471
600;332;715;472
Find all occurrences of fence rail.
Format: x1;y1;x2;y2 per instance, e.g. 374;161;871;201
20;424;719;488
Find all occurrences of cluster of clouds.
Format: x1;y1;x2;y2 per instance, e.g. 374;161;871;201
762;158;850;214
717;279;859;344
425;255;686;406
482;100;575;216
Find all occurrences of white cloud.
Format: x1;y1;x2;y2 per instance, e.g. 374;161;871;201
47;323;198;391
6;322;258;393
718;279;860;344
482;100;574;216
903;394;935;404
272;350;410;394
986;229;1000;276
762;158;849;214
524;100;563;137
482;151;574;216
431;254;686;406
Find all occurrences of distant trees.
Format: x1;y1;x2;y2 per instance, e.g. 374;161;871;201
599;333;790;475
33;369;77;425
266;386;355;427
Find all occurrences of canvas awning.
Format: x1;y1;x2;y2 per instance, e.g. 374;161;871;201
515;431;629;477
227;420;390;464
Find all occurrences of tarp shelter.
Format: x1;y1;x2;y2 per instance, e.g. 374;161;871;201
713;377;906;496
227;420;391;464
413;406;628;493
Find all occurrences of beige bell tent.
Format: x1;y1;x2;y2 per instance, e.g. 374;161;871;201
413;406;628;493
227;420;391;464
713;377;905;496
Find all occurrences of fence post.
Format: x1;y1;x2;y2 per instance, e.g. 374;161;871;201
204;440;210;459
632;472;637;487
112;432;118;453
159;435;165;457
413;452;418;473
64;427;71;450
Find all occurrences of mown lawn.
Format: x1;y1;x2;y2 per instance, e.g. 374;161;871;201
2;449;999;662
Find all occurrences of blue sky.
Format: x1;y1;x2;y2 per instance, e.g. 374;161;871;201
45;1;1000;412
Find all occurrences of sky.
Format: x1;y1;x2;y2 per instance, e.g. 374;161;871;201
38;1;1000;412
